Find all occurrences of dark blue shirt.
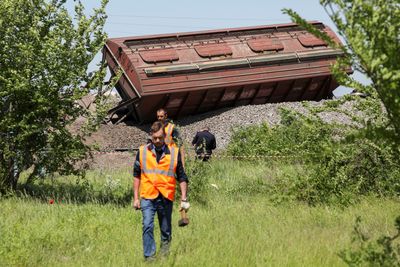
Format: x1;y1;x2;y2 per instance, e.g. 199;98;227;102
192;130;216;155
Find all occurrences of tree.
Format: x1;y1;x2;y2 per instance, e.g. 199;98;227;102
0;0;110;191
283;0;400;143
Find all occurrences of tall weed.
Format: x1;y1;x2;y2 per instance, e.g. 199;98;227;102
176;158;210;205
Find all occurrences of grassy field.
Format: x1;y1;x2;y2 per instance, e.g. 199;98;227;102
1;160;399;266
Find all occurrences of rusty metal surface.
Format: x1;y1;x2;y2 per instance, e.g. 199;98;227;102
103;21;352;123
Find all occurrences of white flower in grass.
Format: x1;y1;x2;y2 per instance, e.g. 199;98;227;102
210;183;219;190
104;175;121;190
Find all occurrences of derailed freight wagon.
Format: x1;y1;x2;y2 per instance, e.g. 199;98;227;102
103;21;351;123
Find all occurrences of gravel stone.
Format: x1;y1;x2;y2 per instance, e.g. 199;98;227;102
89;100;359;151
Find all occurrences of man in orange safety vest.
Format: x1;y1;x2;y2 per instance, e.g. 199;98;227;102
156;108;181;146
133;121;189;261
156;108;186;167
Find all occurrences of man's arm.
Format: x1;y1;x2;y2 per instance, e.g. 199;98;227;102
211;135;216;150
177;150;189;210
133;152;141;209
176;150;188;181
179;181;188;201
192;132;198;146
171;126;182;147
133;177;141;209
176;150;188;198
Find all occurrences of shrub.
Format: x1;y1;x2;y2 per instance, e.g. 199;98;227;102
339;216;400;266
294;138;400;205
227;108;341;161
227;107;400;206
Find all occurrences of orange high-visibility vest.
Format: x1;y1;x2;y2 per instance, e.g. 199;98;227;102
139;144;178;201
164;122;175;145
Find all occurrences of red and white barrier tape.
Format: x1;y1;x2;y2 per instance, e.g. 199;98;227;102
92;150;311;159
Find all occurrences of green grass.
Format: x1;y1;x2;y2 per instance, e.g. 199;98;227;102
1;160;399;266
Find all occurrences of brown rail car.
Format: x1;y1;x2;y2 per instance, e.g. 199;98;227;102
103;21;351;123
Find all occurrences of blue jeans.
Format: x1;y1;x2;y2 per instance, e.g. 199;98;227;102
140;195;173;258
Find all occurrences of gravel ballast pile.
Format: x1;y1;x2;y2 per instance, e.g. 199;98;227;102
86;100;359;160
177;100;360;148
90;100;357;151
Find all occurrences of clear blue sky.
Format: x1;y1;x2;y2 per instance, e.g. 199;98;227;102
67;0;369;96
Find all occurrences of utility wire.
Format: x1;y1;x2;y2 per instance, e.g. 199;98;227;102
106;22;213;29
106;30;148;35
104;21;294;36
106;14;290;22
103;16;330;36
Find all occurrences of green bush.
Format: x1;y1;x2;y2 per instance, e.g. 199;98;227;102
294;138;400;205
339;216;400;266
227;108;340;160
227;107;400;206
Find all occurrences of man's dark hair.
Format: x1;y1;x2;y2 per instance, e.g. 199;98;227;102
150;121;165;134
156;108;167;114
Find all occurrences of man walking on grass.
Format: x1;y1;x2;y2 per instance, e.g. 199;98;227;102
133;121;190;261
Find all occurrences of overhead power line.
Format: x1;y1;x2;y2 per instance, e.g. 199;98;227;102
106;14;290;22
106;22;212;29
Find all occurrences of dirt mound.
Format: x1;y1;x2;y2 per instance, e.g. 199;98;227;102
87;124;149;151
